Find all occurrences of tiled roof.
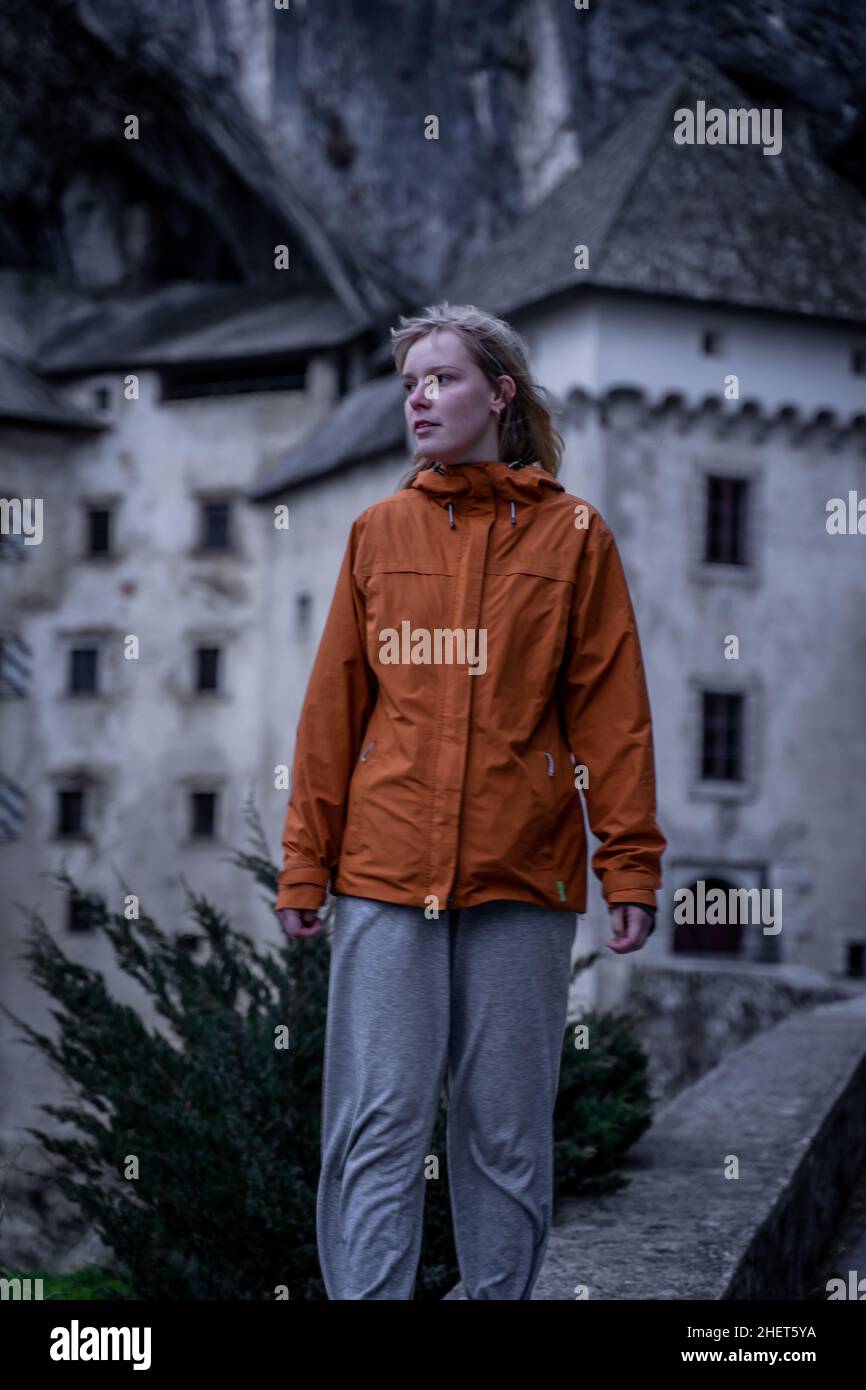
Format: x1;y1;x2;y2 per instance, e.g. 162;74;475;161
36;284;371;374
247;372;406;498
0;354;107;428
441;54;866;325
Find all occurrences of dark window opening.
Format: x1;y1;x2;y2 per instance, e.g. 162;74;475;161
200;501;232;550
701;690;744;782
702;330;724;356
57;788;84;836
69;647;99;694
190;791;217;838
86;507;112;555
161;358;308;401
704;475;749;565
847;942;865;979
195;647;221;692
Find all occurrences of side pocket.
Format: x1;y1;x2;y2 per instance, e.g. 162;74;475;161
521;750;558;869
340;741;376;860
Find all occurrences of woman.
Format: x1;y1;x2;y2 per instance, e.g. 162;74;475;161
274;302;666;1300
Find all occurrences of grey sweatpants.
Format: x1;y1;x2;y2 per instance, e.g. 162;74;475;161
316;893;577;1300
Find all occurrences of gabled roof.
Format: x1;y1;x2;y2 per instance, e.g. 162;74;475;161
247;373;406;498
36;284;370;375
0;355;107;429
442;54;866;325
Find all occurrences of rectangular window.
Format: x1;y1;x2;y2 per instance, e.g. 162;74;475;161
69;647;99;694
701;691;744;781
57;788;85;836
704;475;749;565
702;330;724;356
195;647;221;692
200;501;232;551
86;507;112;555
161;360;307;400
190;791;217;838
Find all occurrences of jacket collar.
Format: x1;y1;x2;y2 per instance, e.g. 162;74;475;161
410;460;564;528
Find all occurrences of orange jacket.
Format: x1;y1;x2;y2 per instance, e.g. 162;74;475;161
274;460;666;915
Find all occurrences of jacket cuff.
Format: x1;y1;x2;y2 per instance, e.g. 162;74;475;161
274;882;327;912
605;887;657;909
274;865;330;913
604;874;658;908
276;865;330;890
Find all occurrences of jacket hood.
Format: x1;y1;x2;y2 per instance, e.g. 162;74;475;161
410;459;565;528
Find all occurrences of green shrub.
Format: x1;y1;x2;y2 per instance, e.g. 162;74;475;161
0;1264;137;1300
3;801;652;1299
554;1002;654;1201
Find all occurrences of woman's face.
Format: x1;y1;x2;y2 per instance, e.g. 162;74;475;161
401;327;515;466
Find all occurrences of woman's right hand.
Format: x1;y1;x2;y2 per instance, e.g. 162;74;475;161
276;907;323;939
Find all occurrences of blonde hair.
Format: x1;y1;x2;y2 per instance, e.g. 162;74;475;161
390;301;564;490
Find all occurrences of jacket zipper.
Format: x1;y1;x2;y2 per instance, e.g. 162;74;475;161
360;739;375;762
544;751;555;776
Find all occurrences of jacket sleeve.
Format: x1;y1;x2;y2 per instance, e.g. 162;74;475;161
274;517;378;913
556;510;666;909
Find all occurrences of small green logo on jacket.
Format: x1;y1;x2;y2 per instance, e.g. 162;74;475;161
556;879;566;902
